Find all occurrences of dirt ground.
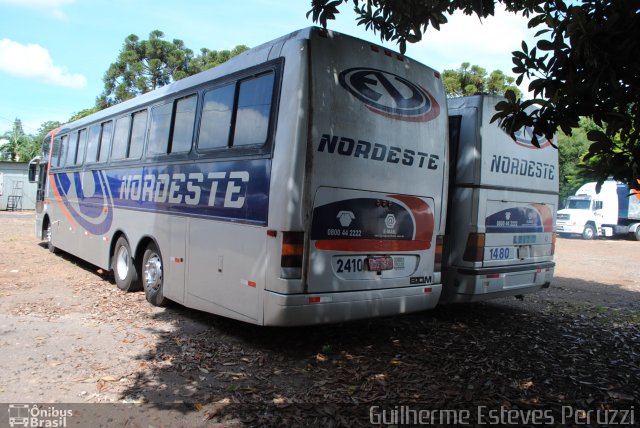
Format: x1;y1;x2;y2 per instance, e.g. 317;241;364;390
0;210;638;426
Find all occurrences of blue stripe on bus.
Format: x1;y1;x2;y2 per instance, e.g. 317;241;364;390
53;159;271;235
485;207;544;234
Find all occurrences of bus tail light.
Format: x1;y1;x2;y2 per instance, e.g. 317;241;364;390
551;232;557;255
281;231;304;279
434;235;444;272
463;233;485;262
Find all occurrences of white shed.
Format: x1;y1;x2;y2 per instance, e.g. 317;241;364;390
0;161;37;210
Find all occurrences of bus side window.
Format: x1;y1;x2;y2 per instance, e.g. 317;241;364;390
148;103;172;155
59;135;69;167
76;129;88;165
98;121;113;162
233;71;274;147
128;110;148;159
51;135;62;167
171;95;196;153
64;132;78;166
85;125;101;163
199;84;234;150
111;116;132;160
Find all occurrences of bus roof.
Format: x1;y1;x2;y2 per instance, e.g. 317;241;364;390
59;27;426;134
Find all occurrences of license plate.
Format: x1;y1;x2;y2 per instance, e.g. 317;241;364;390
366;256;394;272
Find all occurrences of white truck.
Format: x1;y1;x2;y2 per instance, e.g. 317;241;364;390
441;94;558;303
556;180;640;240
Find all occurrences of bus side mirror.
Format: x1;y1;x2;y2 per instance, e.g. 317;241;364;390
594;201;603;211
28;163;37;183
28;156;40;183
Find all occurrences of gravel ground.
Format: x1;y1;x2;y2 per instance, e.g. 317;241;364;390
0;210;638;426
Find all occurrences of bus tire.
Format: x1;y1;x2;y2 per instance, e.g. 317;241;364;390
112;236;141;292
582;224;596;240
142;242;166;306
46;222;57;254
634;227;640;241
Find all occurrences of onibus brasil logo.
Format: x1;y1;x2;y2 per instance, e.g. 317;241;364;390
8;404;73;427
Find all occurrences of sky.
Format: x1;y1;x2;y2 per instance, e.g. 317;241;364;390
0;0;538;137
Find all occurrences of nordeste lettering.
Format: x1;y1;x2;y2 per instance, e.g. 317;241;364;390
119;171;249;208
318;133;439;170
490;155;555;180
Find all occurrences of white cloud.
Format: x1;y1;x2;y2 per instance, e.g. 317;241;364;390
0;38;87;89
0;0;75;19
407;5;537;95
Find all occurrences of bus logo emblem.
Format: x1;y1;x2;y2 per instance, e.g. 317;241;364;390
338;67;440;122
511;126;552;149
336;210;356;227
385;214;397;229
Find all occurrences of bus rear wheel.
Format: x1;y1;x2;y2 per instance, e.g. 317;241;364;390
113;236;141;292
143;242;166;306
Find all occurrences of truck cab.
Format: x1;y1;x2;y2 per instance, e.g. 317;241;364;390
556;181;618;239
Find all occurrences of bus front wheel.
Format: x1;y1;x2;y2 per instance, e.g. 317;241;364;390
143;242;166;306
113;236;141;292
46;222;57;253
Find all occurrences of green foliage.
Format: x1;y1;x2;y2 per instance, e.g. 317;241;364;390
101;31;249;107
557;118;597;201
191;45;249;73
32;120;62;158
68;107;101;123
503;0;640;191
0;118;39;162
0;119;66;162
442;62;521;98
0;32;249;164
101;30;195;106
308;0;640;190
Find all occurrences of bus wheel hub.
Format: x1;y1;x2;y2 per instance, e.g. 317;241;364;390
145;256;162;290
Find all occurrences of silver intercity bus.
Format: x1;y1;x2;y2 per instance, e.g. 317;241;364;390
30;27;449;325
442;95;558;303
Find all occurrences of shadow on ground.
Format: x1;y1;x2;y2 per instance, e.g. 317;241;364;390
116;278;639;426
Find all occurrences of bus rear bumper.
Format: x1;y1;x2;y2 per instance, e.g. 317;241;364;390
263;284;441;326
441;262;555;304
